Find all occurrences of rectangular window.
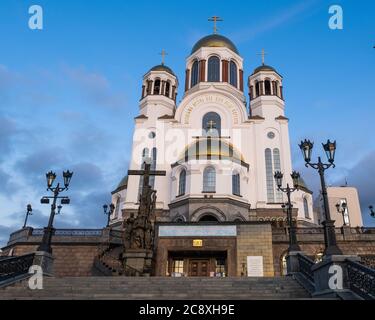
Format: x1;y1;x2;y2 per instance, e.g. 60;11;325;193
265;149;275;202
172;260;184;274
215;259;226;275
273;149;283;203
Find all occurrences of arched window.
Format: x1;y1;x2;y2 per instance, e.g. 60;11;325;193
304;198;310;219
138;148;150;197
273;149;283;202
199;215;218;222
232;172;241;196
174;216;185;223
191;60;199;87
275;81;280;97
153;79;161;95
165;81;171;98
255;81;261;97
265;80;271;95
208;56;220;82
149;148;157;190
230;61;238;87
114;197;121;219
178;169;186;196
203;167;216;193
146;80;153;95
202;112;221;137
265;148;275;203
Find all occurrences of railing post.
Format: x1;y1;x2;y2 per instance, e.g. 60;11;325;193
311;255;361;298
286;251;301;274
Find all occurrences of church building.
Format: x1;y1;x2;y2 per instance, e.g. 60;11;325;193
110;31;316;277
1;27;373;282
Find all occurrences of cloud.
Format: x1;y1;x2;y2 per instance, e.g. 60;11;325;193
63;65;126;109
69;162;105;192
343;151;375;224
15;147;68;182
69;190;111;228
232;0;319;43
0;224;15;248
0;168;18;195
0;117;18;160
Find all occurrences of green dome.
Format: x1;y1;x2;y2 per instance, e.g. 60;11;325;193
297;177;311;192
149;64;175;76
116;176;128;190
191;34;239;54
253;64;277;74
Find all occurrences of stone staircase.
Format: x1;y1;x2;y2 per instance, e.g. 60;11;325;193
0;276;313;300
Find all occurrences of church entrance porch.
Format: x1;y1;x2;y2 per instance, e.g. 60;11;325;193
168;251;227;277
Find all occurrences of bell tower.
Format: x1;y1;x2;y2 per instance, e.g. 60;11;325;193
248;50;284;119
140;50;178;120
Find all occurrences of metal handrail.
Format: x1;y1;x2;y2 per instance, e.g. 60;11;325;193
347;260;375;300
297;253;315;282
0;253;35;282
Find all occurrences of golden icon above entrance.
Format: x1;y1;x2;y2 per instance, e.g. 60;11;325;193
193;240;203;247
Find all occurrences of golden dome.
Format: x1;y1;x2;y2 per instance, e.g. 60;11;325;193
191;34;239;54
175;138;248;169
149;64;175;76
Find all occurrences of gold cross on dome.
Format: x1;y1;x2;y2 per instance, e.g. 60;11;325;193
159;49;168;65
208;16;223;34
257;48;267;65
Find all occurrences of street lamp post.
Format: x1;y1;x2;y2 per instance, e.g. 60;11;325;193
274;171;302;252
370;206;375;218
23;204;33;229
37;170;73;254
299;139;342;256
336;202;348;226
103;204;115;228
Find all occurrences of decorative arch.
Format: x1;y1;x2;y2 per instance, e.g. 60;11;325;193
173;215;186;223
232;213;246;222
175;91;249;126
191;206;227;222
280;250;289;276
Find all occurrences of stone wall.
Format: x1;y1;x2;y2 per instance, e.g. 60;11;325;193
4;244;101;277
272;227;375;276
236;224;274;277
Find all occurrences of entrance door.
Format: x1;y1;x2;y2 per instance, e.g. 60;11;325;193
189;260;209;277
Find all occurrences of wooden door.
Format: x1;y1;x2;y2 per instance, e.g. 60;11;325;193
189;260;209;277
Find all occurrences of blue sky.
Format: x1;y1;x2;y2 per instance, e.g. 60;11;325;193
0;0;375;246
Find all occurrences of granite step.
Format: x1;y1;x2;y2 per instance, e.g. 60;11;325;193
0;276;312;300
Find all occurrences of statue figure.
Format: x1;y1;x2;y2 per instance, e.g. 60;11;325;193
123;213;135;250
124;162;165;252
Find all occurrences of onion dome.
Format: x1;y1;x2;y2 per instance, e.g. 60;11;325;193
191;34;239;54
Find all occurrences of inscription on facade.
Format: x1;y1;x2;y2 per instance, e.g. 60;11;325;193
159;225;237;237
183;94;240;125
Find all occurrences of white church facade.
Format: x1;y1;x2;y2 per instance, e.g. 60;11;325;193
111;33;315;228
